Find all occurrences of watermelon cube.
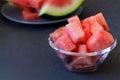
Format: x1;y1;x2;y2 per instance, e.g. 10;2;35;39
70;56;94;69
83;27;92;42
22;10;39;20
82;18;92;42
81;17;91;29
28;0;44;10
67;16;83;28
71;44;94;68
94;12;110;31
86;30;114;52
88;16;104;34
50;27;66;42
54;34;76;51
76;44;88;53
65;22;85;44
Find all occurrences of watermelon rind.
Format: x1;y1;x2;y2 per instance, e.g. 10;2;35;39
39;0;84;17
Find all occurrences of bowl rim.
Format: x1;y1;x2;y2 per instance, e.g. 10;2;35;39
48;37;117;56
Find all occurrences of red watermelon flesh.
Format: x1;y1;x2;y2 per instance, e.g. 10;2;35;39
22;10;39;20
11;0;44;10
54;34;76;51
76;44;88;53
47;0;72;7
65;22;85;44
86;30;114;52
88;16;104;34
94;12;110;31
68;16;83;28
83;27;92;42
70;56;94;68
50;27;66;42
72;44;94;67
81;18;92;42
81;17;91;29
28;0;44;10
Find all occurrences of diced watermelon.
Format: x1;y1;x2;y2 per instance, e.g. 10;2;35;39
65;22;85;44
67;16;83;28
70;56;94;68
50;27;66;42
22;10;39;20
86;30;114;52
54;34;76;51
83;27;92;42
28;0;44;10
81;17;91;29
94;12;110;31
11;0;44;10
49;12;115;71
76;44;88;53
81;18;92;42
88;16;104;34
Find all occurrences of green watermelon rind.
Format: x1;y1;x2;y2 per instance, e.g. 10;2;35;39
39;0;84;17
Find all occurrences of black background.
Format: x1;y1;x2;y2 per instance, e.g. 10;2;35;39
0;0;120;80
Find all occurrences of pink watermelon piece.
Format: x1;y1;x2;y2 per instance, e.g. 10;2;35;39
83;27;92;42
28;0;44;10
22;10;39;20
81;17;91;29
86;30;114;52
88;16;104;34
67;16;83;28
65;22;85;44
76;44;88;53
81;18;92;42
10;0;44;20
50;27;66;42
71;56;94;68
94;12;110;31
71;44;94;68
54;34;76;51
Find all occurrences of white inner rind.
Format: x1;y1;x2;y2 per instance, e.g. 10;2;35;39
39;0;84;17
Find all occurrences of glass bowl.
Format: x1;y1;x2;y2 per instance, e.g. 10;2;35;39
48;37;117;72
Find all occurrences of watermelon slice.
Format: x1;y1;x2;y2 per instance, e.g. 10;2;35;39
65;22;85;44
39;0;84;17
86;30;114;52
70;56;94;68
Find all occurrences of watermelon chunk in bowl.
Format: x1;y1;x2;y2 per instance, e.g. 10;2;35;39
48;12;117;72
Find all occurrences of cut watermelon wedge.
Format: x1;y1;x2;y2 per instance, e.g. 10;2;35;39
39;0;84;17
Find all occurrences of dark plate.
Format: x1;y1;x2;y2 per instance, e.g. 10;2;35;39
1;3;83;25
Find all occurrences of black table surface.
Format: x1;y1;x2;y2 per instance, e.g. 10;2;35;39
0;0;120;80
